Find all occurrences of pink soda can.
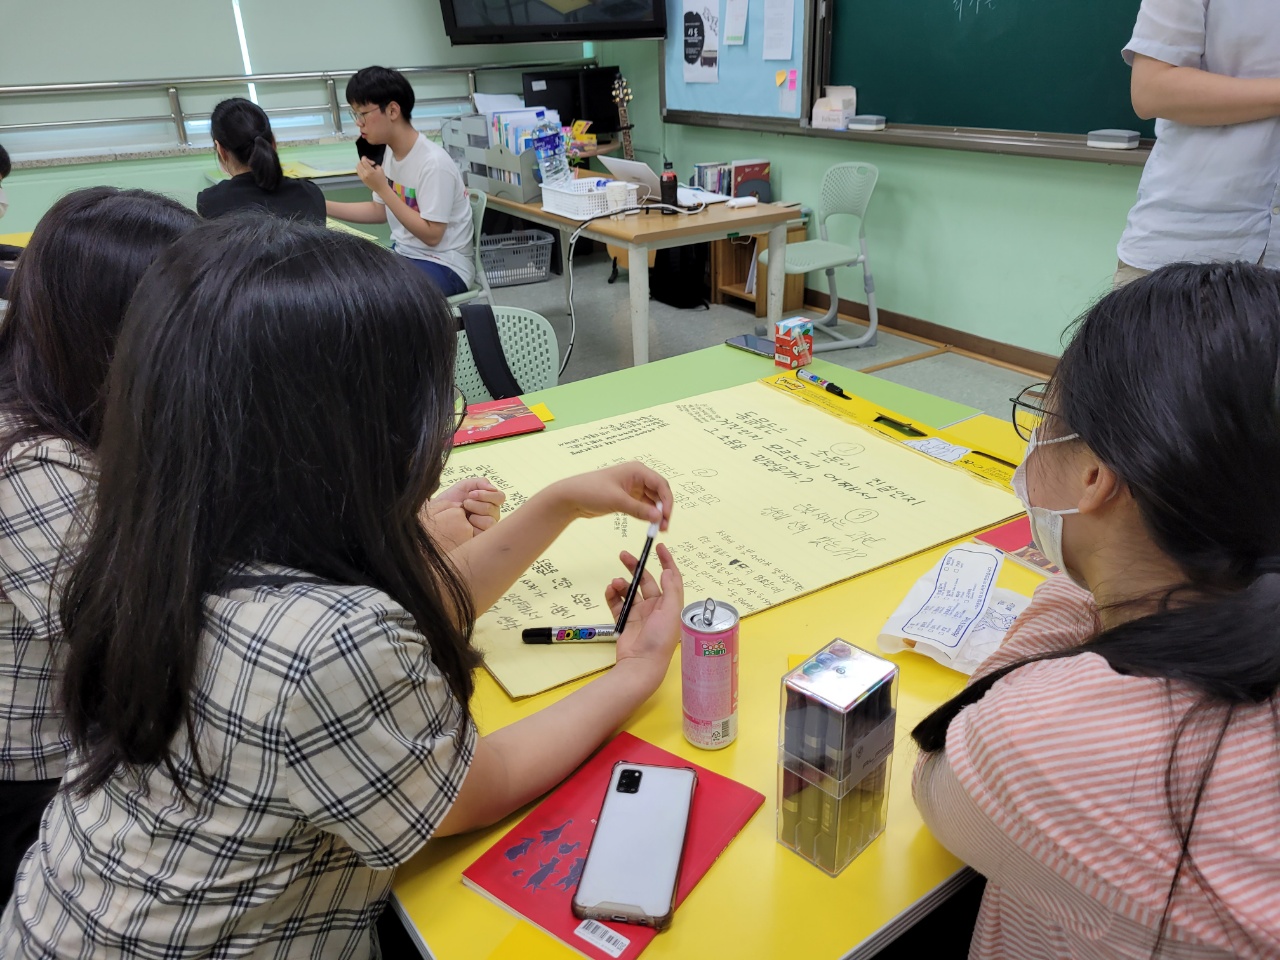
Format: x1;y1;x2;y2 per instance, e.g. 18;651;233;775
681;597;740;749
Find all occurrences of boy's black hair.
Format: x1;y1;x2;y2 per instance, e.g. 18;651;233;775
0;144;11;179
345;66;415;120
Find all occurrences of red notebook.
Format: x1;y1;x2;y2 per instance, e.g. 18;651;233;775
453;397;545;446
975;515;1060;576
462;733;765;960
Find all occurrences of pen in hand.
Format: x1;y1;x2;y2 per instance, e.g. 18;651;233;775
614;502;662;635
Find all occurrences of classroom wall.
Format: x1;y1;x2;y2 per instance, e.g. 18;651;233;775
598;41;1144;359
0;0;582;232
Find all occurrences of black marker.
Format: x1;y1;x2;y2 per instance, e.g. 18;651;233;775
522;624;618;644
614;502;662;634
797;368;850;399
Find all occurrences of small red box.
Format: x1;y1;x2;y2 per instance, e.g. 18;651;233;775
774;317;814;369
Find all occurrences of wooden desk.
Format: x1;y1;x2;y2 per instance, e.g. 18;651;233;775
483;193;796;365
392;347;1036;959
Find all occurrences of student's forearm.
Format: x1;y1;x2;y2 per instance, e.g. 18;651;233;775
377;188;446;246
325;200;385;224
448;486;576;612
436;658;662;835
1131;55;1280;125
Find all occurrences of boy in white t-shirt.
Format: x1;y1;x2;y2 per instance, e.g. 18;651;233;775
326;67;474;296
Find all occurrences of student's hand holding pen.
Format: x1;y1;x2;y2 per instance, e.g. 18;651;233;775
546;462;672;531
605;544;685;689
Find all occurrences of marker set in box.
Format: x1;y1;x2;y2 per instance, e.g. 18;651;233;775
777;640;898;876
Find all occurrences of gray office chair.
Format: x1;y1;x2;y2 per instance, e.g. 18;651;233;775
447;191;494;309
757;162;880;350
455;306;559;403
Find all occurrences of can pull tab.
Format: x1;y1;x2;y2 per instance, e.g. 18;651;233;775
701;597;716;628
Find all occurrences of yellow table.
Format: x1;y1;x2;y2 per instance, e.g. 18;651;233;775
394;351;1039;959
0;232;33;247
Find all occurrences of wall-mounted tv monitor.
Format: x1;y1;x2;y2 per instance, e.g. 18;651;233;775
439;0;666;45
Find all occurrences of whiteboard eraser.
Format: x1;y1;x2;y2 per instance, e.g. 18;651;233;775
846;115;886;131
726;196;759;208
1087;128;1141;150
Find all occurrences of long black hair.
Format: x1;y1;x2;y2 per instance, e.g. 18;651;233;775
0;187;199;458
210;98;283;192
60;217;478;796
914;261;1280;953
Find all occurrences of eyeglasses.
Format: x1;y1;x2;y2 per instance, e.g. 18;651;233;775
348;106;381;126
454;388;467;434
1009;382;1051;442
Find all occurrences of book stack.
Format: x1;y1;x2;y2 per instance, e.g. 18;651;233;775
487;109;562;186
692;161;730;195
692;159;772;202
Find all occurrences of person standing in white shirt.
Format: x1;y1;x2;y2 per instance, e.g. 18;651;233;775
327;66;474;297
1115;0;1280;286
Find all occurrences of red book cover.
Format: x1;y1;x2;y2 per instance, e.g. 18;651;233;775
730;159;771;201
461;732;765;960
975;516;1060;576
453;397;545;446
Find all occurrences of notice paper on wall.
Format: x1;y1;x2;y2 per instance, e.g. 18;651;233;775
762;0;795;59
438;382;1022;697
725;0;749;44
683;0;721;83
877;543;1030;675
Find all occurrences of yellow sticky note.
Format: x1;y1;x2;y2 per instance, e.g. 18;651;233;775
527;403;555;423
776;70;787;86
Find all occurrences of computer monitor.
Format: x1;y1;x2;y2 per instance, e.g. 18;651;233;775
522;66;623;134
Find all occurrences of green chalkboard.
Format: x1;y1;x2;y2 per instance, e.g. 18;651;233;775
829;0;1155;138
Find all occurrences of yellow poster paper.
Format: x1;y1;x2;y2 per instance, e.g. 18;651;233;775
439;382;1021;698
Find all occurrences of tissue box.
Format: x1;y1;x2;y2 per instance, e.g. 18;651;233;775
811;85;858;130
774;317;814;369
778;640;898;876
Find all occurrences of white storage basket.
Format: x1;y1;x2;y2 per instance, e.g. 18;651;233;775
539;179;612;220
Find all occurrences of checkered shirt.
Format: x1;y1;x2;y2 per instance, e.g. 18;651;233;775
1;565;476;959
0;429;91;782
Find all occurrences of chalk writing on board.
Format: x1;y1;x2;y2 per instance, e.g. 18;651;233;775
954;0;996;21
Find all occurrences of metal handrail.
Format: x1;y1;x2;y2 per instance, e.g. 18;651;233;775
0;57;595;150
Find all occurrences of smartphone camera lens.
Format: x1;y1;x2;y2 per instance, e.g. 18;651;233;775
617;769;642;793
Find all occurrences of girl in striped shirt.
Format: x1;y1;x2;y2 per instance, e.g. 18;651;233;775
913;262;1280;958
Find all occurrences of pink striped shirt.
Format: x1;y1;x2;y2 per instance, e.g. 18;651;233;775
914;577;1280;959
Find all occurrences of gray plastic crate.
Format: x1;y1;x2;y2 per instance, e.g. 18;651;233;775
480;230;555;287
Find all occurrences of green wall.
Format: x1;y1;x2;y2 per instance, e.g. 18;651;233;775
600;40;1143;359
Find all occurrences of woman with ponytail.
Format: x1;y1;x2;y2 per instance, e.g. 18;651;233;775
196;98;325;223
913;262;1280;958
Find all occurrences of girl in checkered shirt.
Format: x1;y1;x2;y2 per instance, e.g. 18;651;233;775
1;216;685;959
0;188;200;909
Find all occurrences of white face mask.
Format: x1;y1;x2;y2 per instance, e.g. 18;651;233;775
0;185;8;220
1011;427;1080;578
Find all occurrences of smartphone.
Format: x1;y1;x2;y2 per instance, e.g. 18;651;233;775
571;762;697;931
355;136;385;166
725;334;776;358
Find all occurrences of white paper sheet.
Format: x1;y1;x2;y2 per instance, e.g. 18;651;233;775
877;544;1030;675
683;0;721;84
762;0;794;60
725;0;748;44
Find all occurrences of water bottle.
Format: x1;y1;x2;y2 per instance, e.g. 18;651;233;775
532;110;570;186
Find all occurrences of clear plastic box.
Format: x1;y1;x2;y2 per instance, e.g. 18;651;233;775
777;640;898;876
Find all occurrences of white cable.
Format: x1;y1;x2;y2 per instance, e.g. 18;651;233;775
559;200;708;376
